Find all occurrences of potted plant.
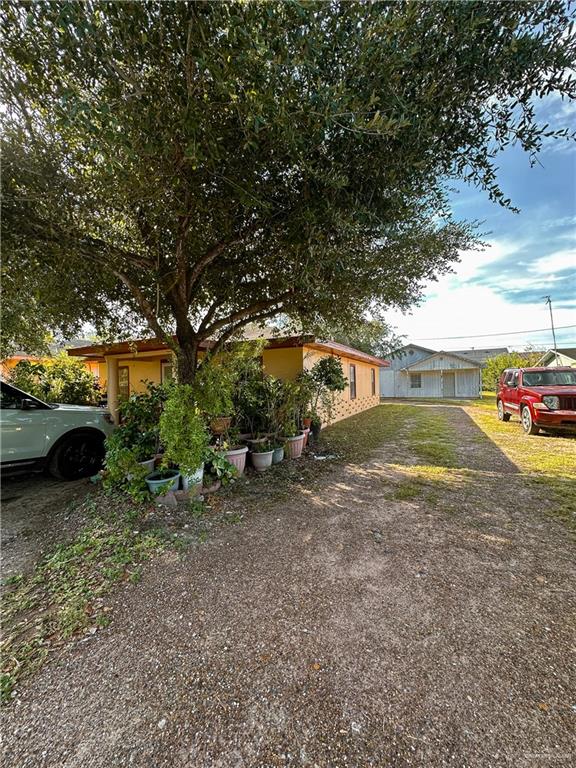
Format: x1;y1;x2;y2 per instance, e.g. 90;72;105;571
303;411;313;429
104;383;166;482
103;438;152;502
310;413;322;442
145;467;181;494
250;439;275;471
221;441;249;474
272;442;284;464
282;421;306;459
191;355;235;436
204;447;238;490
159;384;209;491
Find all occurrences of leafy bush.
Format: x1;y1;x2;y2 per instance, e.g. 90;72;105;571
159;384;209;476
204;447;238;485
103;382;167;500
302;356;347;423
8;354;100;405
191;353;235;418
483;351;541;392
116;381;166;460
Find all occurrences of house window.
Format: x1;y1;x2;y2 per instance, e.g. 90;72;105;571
118;366;130;400
161;361;174;383
371;368;376;396
409;373;422;389
349;364;357;399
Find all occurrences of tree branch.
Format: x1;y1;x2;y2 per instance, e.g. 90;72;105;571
201;290;294;339
209;308;286;358
187;221;261;302
197;298;224;336
112;268;177;352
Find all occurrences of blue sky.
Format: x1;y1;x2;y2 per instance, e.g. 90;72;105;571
386;95;576;352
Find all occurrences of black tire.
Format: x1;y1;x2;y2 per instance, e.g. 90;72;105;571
497;400;511;422
521;406;540;436
48;431;106;480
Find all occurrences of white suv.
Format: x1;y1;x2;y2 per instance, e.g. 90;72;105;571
0;381;115;480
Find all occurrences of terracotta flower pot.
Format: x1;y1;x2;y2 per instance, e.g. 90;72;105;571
303;417;312;429
284;433;306;459
223;445;248;474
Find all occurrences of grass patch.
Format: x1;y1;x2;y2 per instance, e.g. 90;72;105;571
320;404;415;462
1;494;167;705
465;401;576;531
392;482;422;501
405;410;458;467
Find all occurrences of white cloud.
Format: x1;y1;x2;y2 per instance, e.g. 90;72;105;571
530;249;575;275
384;241;576;351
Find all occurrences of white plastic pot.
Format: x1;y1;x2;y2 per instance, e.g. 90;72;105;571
181;464;204;491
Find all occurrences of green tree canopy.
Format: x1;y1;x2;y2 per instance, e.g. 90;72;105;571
484;350;542;391
2;1;574;381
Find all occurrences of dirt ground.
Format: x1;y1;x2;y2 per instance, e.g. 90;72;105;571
1;472;93;581
2;405;575;767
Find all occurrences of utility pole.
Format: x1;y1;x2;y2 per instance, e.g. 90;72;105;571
543;295;559;365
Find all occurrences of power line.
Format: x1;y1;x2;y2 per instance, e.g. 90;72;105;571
413;324;576;341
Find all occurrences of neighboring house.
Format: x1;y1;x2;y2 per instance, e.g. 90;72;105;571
380;343;482;399
68;335;389;424
536;348;576;367
451;347;508;364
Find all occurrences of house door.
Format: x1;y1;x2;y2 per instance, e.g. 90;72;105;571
442;371;455;397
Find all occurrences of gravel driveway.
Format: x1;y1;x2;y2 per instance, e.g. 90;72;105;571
2;406;575;767
1;473;92;581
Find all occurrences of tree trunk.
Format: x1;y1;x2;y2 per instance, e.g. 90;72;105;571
175;334;199;384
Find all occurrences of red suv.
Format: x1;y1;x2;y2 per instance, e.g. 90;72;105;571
497;367;576;435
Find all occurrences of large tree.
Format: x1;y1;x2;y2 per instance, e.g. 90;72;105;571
2;1;574;380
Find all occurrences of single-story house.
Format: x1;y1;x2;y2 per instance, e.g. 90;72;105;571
536;348;576;367
68;335;389;423
379;343;482;399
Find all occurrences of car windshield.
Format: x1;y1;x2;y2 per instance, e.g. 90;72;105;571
522;370;576;387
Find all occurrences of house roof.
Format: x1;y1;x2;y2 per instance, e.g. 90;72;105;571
537;347;576;363
68;335;390;367
451;347;508;361
401;350;482;370
389;343;436;358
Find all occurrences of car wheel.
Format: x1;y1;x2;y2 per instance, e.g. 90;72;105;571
48;432;105;480
521;406;539;436
497;400;511;422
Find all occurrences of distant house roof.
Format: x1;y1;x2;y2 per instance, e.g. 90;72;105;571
537;347;576;365
451;347;508;363
68;335;390;367
401;350;482;370
388;343;436;358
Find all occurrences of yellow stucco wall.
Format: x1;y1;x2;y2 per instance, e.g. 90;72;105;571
262;347;304;380
99;345;381;423
102;352;173;395
303;346;381;424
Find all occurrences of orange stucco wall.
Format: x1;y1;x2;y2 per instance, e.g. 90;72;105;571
303;346;381;424
1;354;99;380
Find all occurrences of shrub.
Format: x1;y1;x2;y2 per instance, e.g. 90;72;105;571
8;354;100;405
483;351;541;391
159;384;209;476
